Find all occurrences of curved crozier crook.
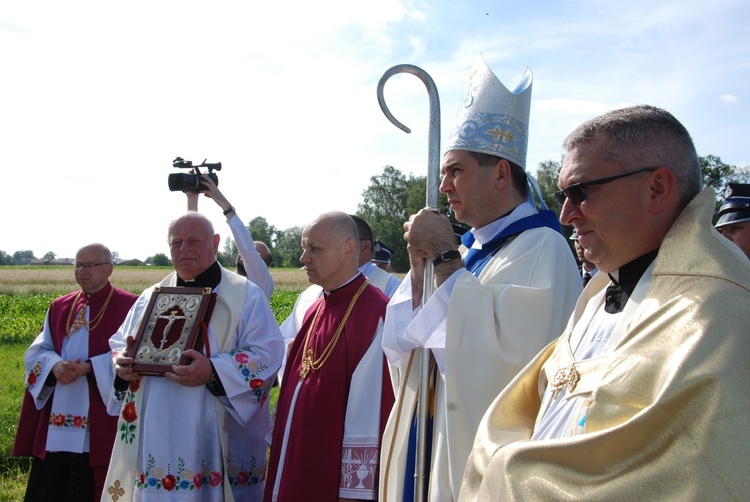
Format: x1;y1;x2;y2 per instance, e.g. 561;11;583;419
376;64;441;210
376;63;442;502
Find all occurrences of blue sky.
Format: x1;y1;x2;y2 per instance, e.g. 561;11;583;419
1;0;747;261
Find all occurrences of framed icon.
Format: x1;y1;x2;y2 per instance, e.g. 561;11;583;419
125;286;216;375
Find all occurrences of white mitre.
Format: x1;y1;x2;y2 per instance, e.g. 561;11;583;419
446;55;533;170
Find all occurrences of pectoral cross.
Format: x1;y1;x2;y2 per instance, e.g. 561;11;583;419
157;310;186;350
68;303;88;335
299;348;314;381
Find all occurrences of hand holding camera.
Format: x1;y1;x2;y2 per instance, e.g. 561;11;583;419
168;157;222;193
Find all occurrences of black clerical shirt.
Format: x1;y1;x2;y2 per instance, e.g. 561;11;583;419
604;249;659;314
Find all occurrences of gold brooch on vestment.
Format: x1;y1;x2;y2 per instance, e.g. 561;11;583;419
550;365;580;398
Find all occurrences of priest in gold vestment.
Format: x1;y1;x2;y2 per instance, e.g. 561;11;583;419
460;105;750;501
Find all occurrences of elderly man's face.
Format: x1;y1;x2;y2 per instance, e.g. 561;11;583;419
717;221;750;259
558;135;656;273
169;217;219;280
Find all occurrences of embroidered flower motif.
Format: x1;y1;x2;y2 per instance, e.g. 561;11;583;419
122;402;137;423
119;388;138;444
136;455;205;492
162;474;176;491
235;471;249;486
27;362;42;389
231;348;269;402
49;412;88;429
129;378;141;392
209;471;222;487
229;456;263;487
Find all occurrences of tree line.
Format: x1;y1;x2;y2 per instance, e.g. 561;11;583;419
3;156;747;272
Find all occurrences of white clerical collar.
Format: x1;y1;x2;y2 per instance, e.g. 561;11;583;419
324;272;362;295
470;201;538;248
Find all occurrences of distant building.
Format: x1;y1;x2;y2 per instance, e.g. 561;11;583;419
29;258;75;266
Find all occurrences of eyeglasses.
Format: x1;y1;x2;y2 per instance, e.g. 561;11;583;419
73;262;110;269
554;167;659;207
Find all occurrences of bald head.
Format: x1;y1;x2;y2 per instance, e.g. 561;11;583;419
74;243;114;294
300;212;360;291
255;241;272;267
77;243;113;264
168;212;220;281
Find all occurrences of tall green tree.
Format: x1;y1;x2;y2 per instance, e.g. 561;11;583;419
535;159;563;216
151;253;171;267
700;154;736;198
357;165;453;273
218;236;238;267
699;154;739;221
730;165;750;184
13;250;35;264
357;165;410;272
274;226;303;268
247;216;276;250
0;250;13;265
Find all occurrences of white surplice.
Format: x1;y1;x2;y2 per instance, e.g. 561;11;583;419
380;217;581;501
103;268;284;501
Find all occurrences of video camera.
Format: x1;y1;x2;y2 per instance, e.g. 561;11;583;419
168;157;222;193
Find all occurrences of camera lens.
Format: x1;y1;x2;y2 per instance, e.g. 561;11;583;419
167;173;218;192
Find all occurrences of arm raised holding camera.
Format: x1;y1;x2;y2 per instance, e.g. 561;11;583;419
185;174;275;298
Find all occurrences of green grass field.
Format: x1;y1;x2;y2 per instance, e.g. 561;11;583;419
0;266;307;500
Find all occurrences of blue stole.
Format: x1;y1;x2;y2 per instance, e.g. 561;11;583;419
462;210;562;276
402;209;561;501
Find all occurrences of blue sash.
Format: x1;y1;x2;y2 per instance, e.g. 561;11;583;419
402;210;560;501
462;210;562;276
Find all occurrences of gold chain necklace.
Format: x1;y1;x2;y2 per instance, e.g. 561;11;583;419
65;288;115;337
299;279;369;381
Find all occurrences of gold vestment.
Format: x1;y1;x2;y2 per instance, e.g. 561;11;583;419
460;188;750;501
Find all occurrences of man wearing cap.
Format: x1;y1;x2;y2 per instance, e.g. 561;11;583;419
571;231;598;286
372;240;395;273
379;57;581;501
715;182;750;259
460;106;750;500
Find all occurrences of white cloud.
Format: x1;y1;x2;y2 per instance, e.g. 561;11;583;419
2;0;749;259
720;94;739;105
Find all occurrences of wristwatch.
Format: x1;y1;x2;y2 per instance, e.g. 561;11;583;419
223;205;236;216
433;249;461;266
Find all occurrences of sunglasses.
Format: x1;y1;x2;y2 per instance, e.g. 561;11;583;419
554;167;659;207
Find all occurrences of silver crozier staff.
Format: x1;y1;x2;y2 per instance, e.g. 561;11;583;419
377;64;441;502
